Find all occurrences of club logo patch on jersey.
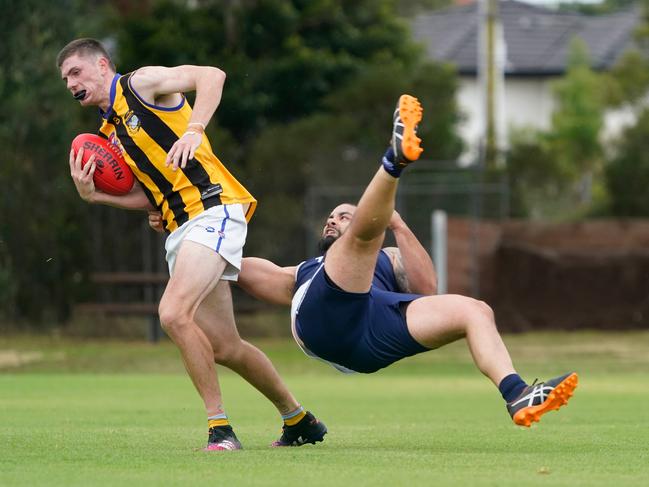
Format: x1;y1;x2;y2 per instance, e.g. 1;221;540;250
124;110;141;133
107;133;126;157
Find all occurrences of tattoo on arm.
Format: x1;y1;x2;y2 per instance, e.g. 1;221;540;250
383;248;411;293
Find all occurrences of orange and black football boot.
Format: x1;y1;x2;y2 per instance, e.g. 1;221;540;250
507;372;579;427
382;94;424;177
392;94;423;165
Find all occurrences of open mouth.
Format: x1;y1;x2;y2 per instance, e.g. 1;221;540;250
73;90;87;101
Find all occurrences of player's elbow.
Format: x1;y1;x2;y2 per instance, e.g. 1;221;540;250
412;275;437;296
207;66;226;86
428;274;438;295
421;279;437;296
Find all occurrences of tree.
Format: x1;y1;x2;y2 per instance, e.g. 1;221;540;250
114;0;462;263
599;0;649;216
0;0;116;322
115;0;421;144
506;129;571;219
606;108;649;216
0;0;462;324
506;37;604;218
245;60;461;263
549;37;604;184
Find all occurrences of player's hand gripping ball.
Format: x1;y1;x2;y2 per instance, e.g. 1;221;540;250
71;134;134;195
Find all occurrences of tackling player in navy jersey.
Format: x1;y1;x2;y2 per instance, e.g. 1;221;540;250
233;95;579;427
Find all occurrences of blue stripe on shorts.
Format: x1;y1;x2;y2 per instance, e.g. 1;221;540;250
215;205;230;252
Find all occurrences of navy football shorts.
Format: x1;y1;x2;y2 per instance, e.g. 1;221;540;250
294;269;429;373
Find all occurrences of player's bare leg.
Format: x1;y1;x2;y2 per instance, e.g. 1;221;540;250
158;242;246;450
160;241;314;449
166;242;325;447
405;294;516;386
194;279;326;447
158;241;229;417
406;294;578;426
324;172;397;293
326;95;423;292
193;279;300;415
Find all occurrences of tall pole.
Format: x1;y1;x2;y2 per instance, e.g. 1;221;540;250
479;0;506;169
484;0;498;169
475;0;504;297
431;210;448;295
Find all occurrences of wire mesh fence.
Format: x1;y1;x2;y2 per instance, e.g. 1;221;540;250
305;160;509;297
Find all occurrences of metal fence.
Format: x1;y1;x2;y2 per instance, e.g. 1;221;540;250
80;160;509;338
305;159;509;298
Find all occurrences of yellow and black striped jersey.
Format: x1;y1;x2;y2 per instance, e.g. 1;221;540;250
98;72;256;233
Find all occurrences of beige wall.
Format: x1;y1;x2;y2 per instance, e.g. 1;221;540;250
456;76;637;164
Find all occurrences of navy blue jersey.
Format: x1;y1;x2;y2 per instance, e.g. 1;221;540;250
295;250;399;293
290;250;429;373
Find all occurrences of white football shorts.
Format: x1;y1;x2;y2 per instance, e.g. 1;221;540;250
164;203;248;280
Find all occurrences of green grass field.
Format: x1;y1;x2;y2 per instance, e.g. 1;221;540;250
2;331;649;486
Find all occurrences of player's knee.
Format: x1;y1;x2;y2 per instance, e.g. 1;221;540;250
465;298;496;328
475;299;495;323
158;301;191;335
350;233;384;249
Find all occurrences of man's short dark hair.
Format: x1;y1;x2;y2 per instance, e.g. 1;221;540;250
56;38;116;71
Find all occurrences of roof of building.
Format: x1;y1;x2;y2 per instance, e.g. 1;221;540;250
411;0;641;76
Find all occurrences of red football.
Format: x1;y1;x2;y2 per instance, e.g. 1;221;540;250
71;133;134;195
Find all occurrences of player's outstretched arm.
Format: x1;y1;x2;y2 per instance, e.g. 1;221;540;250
384;210;437;295
238;257;296;306
131;65;226;170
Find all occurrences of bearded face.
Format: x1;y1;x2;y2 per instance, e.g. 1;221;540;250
317;234;338;253
317;203;355;254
